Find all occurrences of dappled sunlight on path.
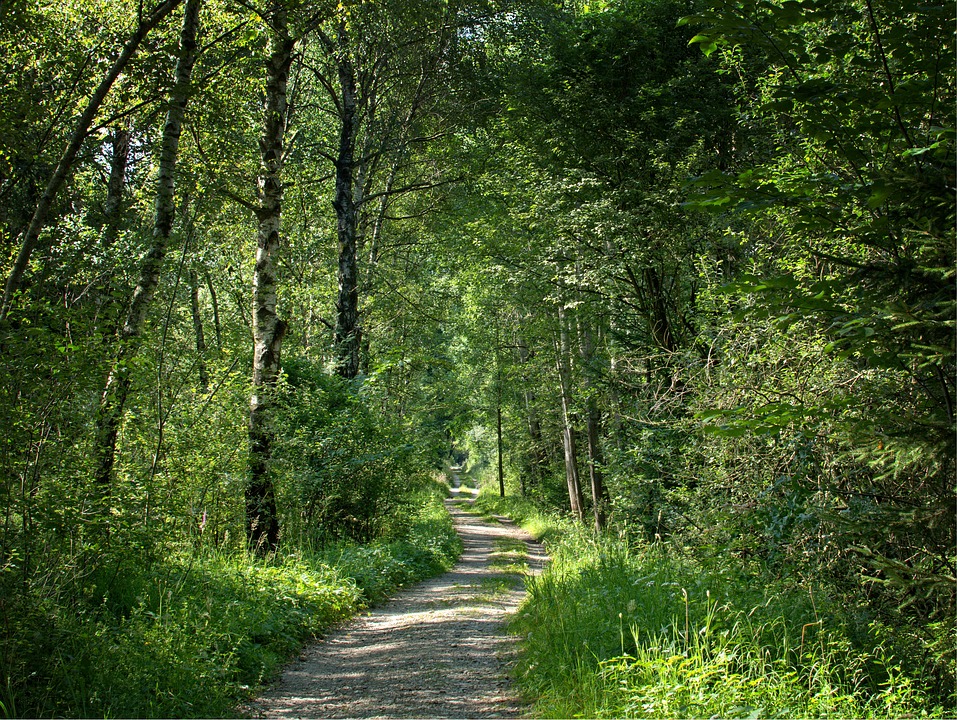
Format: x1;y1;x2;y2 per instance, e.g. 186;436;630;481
247;476;546;719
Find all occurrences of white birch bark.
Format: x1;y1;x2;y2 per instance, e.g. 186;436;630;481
247;8;295;553
92;0;201;497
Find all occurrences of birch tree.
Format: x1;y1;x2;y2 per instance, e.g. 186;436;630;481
92;0;202;507
246;4;296;554
0;0;184;320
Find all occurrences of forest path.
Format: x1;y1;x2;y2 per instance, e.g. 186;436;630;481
247;476;548;718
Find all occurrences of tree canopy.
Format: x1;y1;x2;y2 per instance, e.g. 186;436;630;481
0;0;953;714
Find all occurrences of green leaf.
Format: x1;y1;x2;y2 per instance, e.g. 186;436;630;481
688;34;719;56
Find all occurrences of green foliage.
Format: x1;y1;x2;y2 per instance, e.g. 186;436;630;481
275;360;433;544
510;525;951;718
0;487;459;718
323;484;463;604
2;550;362;718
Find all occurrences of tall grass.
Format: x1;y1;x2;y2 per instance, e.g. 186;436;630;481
1;484;460;718
486;493;950;718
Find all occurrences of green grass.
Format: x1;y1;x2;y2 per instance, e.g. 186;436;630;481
1;486;461;718
479;495;951;719
472;491;564;544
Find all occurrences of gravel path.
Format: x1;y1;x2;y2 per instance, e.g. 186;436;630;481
247;481;547;719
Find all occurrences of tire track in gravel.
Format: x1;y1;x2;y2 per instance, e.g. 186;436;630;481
247;478;547;719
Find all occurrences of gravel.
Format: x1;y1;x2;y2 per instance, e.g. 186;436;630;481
246;482;547;719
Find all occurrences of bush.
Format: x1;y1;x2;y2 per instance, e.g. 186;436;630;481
275;361;431;544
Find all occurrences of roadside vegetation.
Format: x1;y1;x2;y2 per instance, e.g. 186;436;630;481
0;0;951;715
475;491;950;719
2;482;459;718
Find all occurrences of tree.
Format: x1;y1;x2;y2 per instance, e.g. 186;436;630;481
92;0;202;514
0;0;185;320
246;3;298;554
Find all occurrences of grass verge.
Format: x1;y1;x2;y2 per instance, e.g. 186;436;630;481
474;493;951;719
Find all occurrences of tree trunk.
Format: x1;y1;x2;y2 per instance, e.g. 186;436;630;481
578;314;609;531
189;269;210;392
332;22;361;379
100;127;131;251
0;0;184;320
644;266;676;354
91;0;201;503
497;404;505;498
555;304;584;522
95;127;131;330
204;270;222;351
516;336;546;494
247;9;295;555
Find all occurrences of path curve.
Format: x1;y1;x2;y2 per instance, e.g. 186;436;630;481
247;480;547;718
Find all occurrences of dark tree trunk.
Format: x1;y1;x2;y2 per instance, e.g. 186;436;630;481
517;336;546;494
643;266;676;354
95;127;131;330
101;127;131;250
578;315;609;531
497;404;505;498
332;22;361;379
189;269;210;392
246;8;295;555
556;304;584;522
204;271;222;351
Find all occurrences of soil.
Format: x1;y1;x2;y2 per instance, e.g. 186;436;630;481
245;479;548;719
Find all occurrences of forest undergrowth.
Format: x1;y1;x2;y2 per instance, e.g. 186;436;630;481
0;482;460;719
475;492;952;719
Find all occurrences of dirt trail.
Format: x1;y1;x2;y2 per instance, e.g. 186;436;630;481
247;479;547;719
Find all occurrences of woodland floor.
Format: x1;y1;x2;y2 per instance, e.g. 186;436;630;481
245;479;548;719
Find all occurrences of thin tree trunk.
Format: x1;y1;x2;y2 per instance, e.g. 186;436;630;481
95;127;131;330
0;0;184;320
189;269;210;392
247;8;295;555
101;127;131;251
91;0;201;503
355;35;445;373
578;314;609;531
332;22;360;379
516;336;546;494
556;304;584;522
204;270;222;351
497;403;505;498
644;266;676;354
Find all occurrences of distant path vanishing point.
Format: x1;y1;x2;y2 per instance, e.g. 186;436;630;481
247;477;547;719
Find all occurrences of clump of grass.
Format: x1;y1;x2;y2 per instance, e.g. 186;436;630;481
509;526;949;719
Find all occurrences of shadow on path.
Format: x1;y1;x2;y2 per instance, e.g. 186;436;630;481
247;475;547;719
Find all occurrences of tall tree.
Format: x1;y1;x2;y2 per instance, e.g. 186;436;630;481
555;301;585;521
0;0;184;320
578;309;609;530
92;0;202;510
246;3;297;554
